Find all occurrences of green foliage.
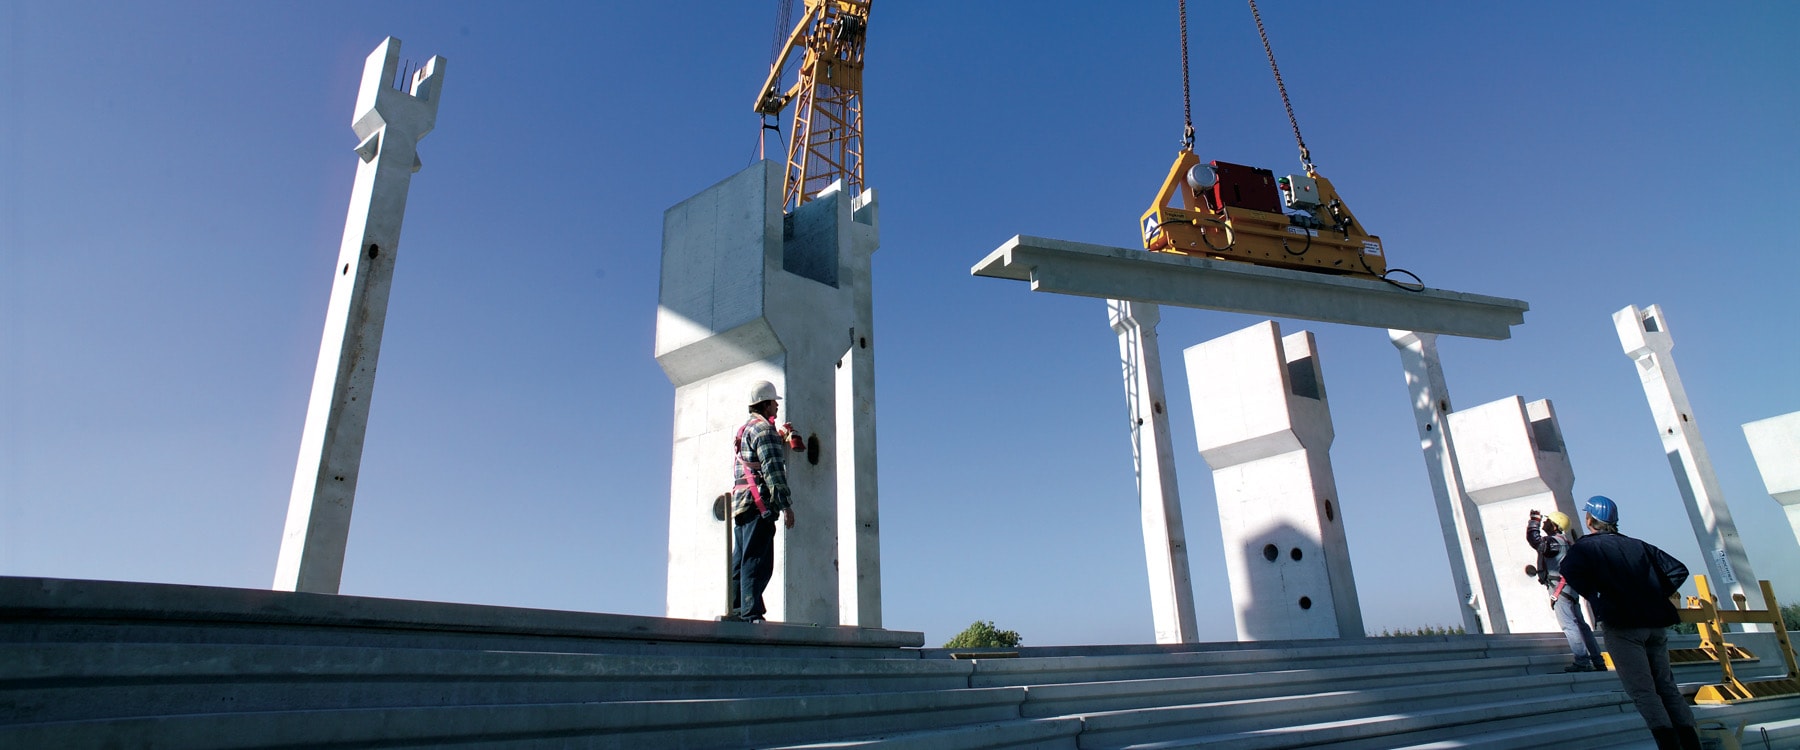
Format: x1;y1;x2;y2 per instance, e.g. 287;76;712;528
1370;624;1466;638
943;620;1022;649
1670;620;1698;635
1780;603;1800;631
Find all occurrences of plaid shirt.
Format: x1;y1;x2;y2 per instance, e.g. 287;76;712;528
732;415;792;519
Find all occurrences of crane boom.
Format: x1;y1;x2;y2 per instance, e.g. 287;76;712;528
755;0;870;213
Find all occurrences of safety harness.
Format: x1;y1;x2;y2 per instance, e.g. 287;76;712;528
733;417;775;518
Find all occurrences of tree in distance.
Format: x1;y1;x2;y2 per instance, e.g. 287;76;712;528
944;620;1022;649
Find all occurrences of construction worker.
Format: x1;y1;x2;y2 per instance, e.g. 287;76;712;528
722;380;798;623
1526;509;1604;672
1559;495;1700;750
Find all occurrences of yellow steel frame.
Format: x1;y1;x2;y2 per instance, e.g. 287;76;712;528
755;0;870;213
1690;578;1800;704
1139;150;1387;279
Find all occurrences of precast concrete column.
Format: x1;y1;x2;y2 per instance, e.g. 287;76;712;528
1389;330;1501;634
1446;397;1577;634
1107;300;1199;644
655;161;880;625
836;189;882;628
275;39;445;594
1615;305;1766;629
1184;321;1363;640
1743;412;1800;549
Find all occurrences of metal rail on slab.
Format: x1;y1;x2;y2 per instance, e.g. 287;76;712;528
972;235;1530;340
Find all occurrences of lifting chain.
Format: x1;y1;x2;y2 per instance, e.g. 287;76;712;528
1178;0;1194;150
1247;0;1314;173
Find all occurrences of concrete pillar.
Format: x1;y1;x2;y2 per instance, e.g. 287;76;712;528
274;39;445;594
1184;321;1363;640
654;161;879;625
1743;412;1800;549
1108;300;1199;644
1615;305;1766;628
1389;331;1502;634
1446;397;1577;634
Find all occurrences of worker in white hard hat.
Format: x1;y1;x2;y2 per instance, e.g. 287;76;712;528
722;380;800;623
1527;508;1603;672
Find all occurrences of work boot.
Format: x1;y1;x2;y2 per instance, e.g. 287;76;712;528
1674;725;1702;750
1649;727;1680;750
1562;663;1590;672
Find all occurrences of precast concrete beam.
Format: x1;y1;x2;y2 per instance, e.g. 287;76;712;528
1615;305;1766;628
1185;321;1363;640
1389;331;1501;634
1447;397;1577;634
1742;411;1800;549
275;38;446;594
655;161;881;626
1108;300;1199;644
973;236;1529;340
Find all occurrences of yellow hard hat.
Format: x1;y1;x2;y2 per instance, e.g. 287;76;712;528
1545;511;1571;531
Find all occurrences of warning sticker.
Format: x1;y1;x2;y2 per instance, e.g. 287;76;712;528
1362;241;1384;257
1285;226;1319;237
1142;215;1159;241
1712;549;1737;585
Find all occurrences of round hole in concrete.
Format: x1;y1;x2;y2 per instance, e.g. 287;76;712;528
806;435;821;465
1299;596;1312;610
342;263;349;275
1425;423;1433;432
1262;544;1279;562
1290;547;1303;561
367;243;380;258
1324;499;1335;522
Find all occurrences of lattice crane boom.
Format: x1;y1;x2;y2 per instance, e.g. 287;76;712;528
755;0;870;213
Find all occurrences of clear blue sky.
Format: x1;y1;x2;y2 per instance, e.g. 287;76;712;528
3;2;1796;647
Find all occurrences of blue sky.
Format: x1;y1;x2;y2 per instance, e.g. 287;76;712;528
3;1;1796;647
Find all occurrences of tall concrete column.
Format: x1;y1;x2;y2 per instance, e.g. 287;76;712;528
655;161;879;625
1108;300;1199;644
1390;331;1500;634
274;39;445;594
1447;397;1577;634
1185;321;1363;640
1615;305;1765;628
1743;412;1800;549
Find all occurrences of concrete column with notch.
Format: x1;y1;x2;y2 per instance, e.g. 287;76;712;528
1447;397;1577;634
1108;300;1199;644
1615;304;1765;628
1390;330;1502;634
274;38;445;594
655;161;879;626
1742;411;1800;550
1185;321;1363;640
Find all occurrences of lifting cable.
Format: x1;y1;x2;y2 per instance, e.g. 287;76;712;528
1247;0;1313;173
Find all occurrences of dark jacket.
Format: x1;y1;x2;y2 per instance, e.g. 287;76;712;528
1559;531;1688;629
1525;517;1572;587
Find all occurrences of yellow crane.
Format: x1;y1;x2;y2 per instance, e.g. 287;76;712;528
755;0;871;213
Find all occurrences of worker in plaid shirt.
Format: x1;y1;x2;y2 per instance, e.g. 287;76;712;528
724;380;797;623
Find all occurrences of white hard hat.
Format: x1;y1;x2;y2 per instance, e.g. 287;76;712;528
749;380;781;405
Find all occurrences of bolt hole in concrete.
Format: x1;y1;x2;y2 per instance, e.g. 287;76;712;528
1299;596;1312;610
1153;401;1164;415
1324;499;1336;521
342;264;349;275
859;337;867;348
807;435;820;465
1263;544;1279;562
367;243;379;258
1681;413;1689;422
1290;547;1303;561
1425;423;1433;432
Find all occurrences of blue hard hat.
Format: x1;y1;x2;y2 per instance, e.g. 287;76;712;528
1584;495;1619;525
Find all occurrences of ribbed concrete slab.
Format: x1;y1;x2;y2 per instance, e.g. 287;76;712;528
972;236;1529;340
0;576;924;650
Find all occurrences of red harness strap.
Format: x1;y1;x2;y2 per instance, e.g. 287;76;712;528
733;418;772;517
1551;578;1569;603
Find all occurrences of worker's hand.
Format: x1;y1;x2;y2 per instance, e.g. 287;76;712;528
783;508;797;529
1529;509;1541;520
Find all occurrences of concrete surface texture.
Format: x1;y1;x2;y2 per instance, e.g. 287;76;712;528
971;235;1530;340
1447;396;1579;634
1743;411;1800;547
1184;321;1363;640
654;161;881;626
274;38;445;595
1390;329;1503;635
1615;304;1766;627
1107;299;1200;644
12;575;1799;749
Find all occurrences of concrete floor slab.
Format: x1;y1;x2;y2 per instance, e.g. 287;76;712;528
972;236;1529;340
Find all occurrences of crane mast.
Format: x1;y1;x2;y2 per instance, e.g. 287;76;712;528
755;0;870;213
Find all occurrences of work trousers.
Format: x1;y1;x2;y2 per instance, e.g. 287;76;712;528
729;511;779;620
1601;625;1695;730
1552;589;1603;668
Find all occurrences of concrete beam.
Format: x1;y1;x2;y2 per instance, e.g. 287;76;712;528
973;236;1529;340
1742;411;1800;548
